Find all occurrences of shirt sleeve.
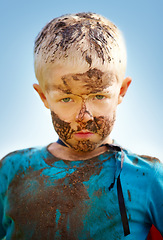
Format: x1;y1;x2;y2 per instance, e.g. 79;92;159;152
0;159;7;239
0;196;6;239
147;160;163;236
0;153;13;240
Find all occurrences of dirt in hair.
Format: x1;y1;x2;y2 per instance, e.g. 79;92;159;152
34;13;117;65
85;54;92;66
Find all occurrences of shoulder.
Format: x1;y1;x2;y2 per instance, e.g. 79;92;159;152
113;141;162;168
0;146;50;193
0;147;41;166
0;146;53;196
121;145;161;164
0;146;49;179
1;147;34;162
122;147;163;177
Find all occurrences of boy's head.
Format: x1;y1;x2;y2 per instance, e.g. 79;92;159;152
33;12;131;152
34;12;127;89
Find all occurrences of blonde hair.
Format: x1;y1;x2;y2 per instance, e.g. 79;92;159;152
34;12;127;89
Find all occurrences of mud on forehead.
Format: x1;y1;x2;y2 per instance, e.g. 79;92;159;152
64;69;117;93
45;68;117;94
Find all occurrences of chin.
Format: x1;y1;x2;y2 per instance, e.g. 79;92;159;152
66;138;104;152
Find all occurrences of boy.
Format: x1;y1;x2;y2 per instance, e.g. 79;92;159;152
0;12;162;239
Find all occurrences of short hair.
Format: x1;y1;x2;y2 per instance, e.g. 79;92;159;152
34;12;127;89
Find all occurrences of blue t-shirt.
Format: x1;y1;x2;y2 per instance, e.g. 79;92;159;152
0;145;162;240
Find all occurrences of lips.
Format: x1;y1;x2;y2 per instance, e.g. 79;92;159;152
74;130;94;139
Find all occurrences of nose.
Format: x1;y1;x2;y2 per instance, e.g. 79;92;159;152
76;101;93;122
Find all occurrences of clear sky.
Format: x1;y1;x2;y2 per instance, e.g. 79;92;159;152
0;0;162;160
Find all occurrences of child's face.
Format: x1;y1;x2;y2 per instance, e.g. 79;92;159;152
34;67;131;152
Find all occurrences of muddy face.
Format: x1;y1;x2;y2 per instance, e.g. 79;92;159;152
44;67;119;152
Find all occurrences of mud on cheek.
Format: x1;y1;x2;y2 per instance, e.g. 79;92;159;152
78;114;116;138
94;114;116;138
51;111;75;141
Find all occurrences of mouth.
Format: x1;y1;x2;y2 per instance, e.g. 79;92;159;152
74;130;94;139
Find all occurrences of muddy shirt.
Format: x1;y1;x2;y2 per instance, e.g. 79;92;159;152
0;146;163;240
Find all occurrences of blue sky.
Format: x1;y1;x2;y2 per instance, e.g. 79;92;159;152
0;0;162;160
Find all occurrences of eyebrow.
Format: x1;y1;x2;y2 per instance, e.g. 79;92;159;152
46;85;114;98
45;84;72;94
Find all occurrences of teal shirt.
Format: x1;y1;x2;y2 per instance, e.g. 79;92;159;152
0;145;163;239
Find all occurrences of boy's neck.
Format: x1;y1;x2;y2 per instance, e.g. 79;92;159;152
48;137;113;161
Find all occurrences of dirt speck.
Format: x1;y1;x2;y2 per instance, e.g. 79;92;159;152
139;155;160;163
133;158;138;165
127;189;131;202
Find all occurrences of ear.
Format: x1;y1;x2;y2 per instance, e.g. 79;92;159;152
118;77;132;104
33;83;50;109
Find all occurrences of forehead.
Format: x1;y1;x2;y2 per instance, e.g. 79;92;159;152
45;68;118;95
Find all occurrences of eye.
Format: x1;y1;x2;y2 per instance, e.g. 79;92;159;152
61;97;72;103
95;95;105;100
